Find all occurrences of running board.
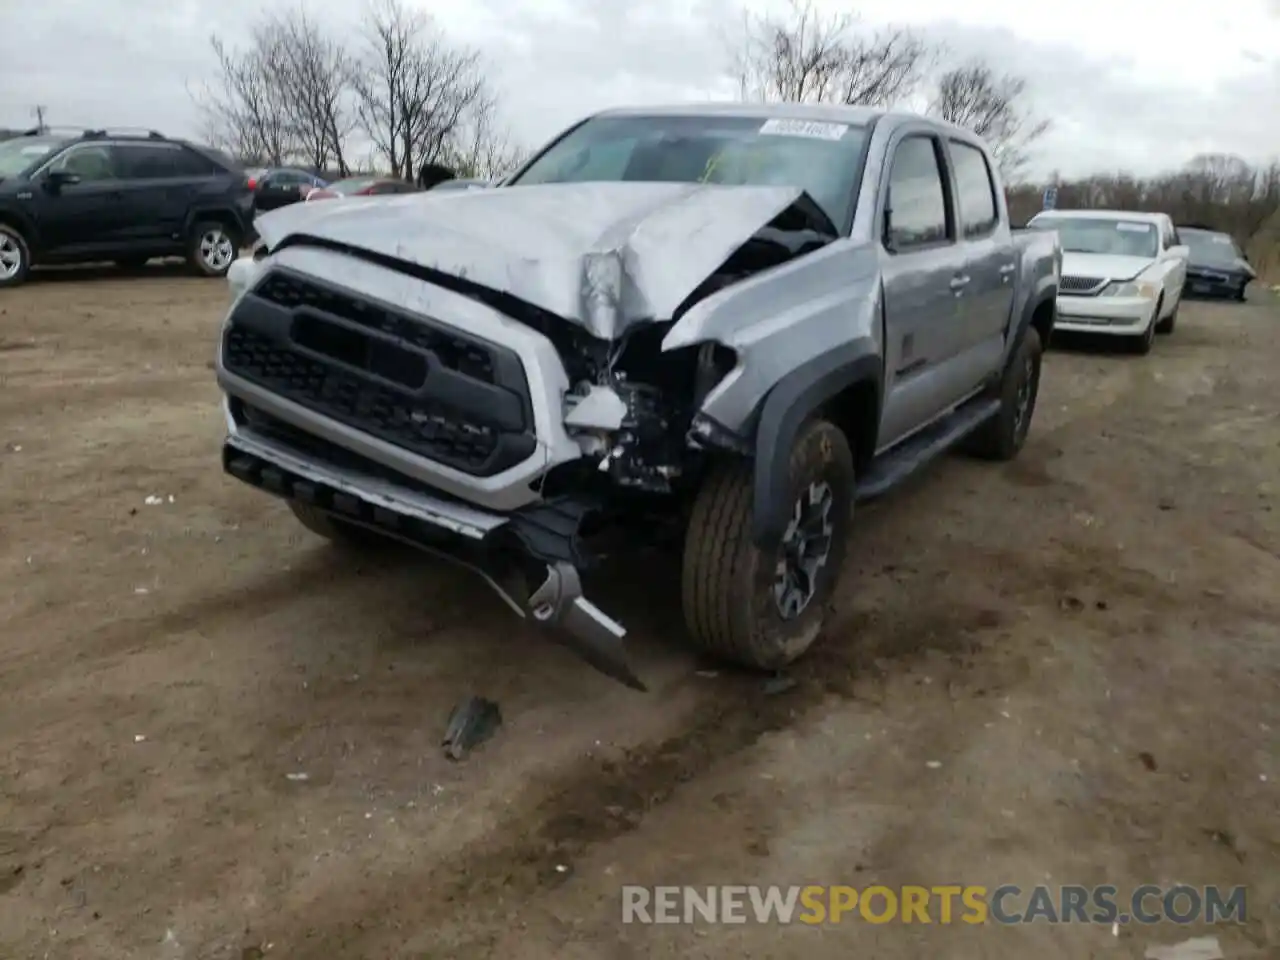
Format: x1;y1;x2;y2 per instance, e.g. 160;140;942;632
856;397;1001;502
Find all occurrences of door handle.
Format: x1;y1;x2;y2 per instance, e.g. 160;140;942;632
949;275;970;290
998;263;1016;276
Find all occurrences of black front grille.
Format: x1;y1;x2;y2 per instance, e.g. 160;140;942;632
255;272;498;383
1061;275;1103;295
1188;269;1231;284
221;269;537;477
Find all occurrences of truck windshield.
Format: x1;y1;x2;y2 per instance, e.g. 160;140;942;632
509;114;869;232
1030;216;1158;258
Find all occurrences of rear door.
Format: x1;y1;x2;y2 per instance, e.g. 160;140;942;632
112;142;194;245
877;129;972;449
945;138;1015;364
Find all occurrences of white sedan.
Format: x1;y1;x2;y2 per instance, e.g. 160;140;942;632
1026;209;1188;354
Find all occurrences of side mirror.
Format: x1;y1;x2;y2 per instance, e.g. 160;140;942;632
45;170;82;191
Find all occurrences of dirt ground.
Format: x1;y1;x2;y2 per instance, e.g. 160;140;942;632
0;266;1277;960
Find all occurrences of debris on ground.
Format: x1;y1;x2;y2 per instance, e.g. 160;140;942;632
442;696;503;760
1143;935;1224;960
763;673;797;695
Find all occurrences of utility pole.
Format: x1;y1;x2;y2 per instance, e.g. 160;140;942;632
32;105;46;132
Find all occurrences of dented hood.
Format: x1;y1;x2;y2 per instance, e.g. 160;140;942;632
252;181;809;339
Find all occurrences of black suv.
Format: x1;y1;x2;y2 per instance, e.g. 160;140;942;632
0;127;254;288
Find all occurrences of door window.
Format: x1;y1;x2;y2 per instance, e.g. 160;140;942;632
115;144;185;179
47;144;118;181
885;136;950;250
170;148;221;177
949;141;998;238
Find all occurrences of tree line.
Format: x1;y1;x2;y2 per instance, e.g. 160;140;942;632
736;0;1276;276
193;0;1278;276
193;0;522;181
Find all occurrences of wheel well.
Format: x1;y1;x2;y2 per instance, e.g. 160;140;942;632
1030;297;1054;349
823;378;879;474
0;214;29;243
191;211;243;245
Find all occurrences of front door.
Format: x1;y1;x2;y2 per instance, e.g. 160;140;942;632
33;144;128;255
877;132;970;449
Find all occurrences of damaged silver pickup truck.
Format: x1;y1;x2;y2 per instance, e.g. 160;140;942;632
215;104;1061;690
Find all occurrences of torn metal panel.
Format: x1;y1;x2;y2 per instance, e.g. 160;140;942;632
252;181;812;339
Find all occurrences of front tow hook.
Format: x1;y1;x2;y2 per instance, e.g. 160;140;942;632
527;561;645;691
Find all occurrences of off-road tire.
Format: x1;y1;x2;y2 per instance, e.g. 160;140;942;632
0;224;32;288
681;419;855;672
964;326;1043;462
1155;300;1178;334
289;502;386;549
1130;299;1160;355
188;220;238;278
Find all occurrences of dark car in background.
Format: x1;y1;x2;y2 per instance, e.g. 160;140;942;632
0;127;254;287
304;176;419;202
249;167;328;213
1177;224;1256;301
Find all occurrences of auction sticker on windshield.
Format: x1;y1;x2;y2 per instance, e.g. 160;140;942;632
1116;222;1152;232
759;118;849;141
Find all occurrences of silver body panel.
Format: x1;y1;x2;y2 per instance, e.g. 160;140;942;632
222;104;1061;517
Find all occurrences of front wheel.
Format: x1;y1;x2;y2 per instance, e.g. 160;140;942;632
1155;300;1178;334
0;224;32;288
681;419;855;672
1130;299;1160;355
964;326;1043;461
188;221;238;278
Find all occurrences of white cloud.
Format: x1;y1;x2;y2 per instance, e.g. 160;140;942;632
0;0;1276;181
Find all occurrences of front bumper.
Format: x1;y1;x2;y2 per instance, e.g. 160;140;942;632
1054;295;1155;335
1184;270;1249;298
222;420;644;691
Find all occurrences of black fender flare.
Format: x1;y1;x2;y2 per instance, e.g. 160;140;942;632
0;207;40;254
750;346;882;548
184;205;250;240
1014;279;1057;349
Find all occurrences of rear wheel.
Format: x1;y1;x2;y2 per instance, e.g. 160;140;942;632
964;327;1043;461
681;419;855;672
188;221;238;278
0;225;31;288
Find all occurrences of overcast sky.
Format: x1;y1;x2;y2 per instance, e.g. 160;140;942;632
2;0;1278;181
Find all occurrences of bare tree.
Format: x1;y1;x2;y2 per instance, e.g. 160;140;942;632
272;10;355;175
443;97;526;180
928;60;1048;181
194;30;295;165
352;0;489;180
731;0;932;107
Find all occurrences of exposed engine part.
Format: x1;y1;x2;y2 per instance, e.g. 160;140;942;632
595;377;684;493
